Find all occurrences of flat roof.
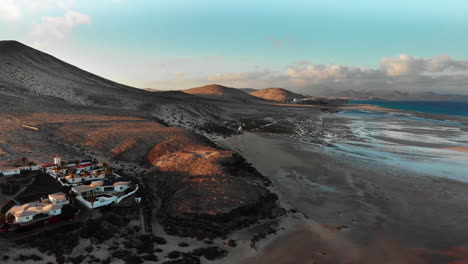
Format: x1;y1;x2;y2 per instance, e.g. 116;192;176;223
3;168;20;172
40;164;58;168
72;185;94;193
114;181;130;186
49;192;66;200
43;204;62;211
15;210;35;217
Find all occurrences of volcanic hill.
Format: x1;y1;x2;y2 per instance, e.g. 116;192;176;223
182;84;261;102
0;40;279;238
249;88;306;102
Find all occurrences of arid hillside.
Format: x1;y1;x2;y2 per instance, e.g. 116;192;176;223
52;120;278;237
0;93;278;238
0;41;284;239
182;84;262;103
0;41;231;130
249;88;305;102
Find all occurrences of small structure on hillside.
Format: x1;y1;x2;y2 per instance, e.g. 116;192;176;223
53;156;61;165
48;192;69;205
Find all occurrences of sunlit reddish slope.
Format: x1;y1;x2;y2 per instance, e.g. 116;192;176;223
249;88;305;102
182;84;260;102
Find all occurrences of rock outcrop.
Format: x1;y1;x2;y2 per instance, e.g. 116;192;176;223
147;134;279;238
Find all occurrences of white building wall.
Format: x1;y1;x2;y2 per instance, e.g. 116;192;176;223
19;165;41;171
116;185;139;203
76;195;117;209
49;198;69;205
16;215;33;223
66;177;83;184
49;209;61;215
3;169;20;176
114;184;129;192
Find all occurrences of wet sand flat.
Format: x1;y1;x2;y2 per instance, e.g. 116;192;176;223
220;132;468;252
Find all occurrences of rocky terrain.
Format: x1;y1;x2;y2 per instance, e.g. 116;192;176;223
0;41;294;263
0;41;233;132
49;120;280;238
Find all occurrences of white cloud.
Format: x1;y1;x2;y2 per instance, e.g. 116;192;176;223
149;54;468;95
380;54;468;76
0;0;22;22
31;10;91;40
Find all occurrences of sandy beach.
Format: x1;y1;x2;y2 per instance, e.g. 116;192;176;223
218;129;468;263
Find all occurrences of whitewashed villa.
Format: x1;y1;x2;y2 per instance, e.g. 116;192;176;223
6;192;69;224
71;179;139;209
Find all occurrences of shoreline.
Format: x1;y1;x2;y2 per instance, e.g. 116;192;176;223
217;131;468;262
266;101;468;124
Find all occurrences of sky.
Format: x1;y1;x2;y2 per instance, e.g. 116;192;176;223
1;0;468;95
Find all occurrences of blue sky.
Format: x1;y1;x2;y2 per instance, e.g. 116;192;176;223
1;0;468;93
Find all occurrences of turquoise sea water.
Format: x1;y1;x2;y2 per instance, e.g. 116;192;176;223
350;100;468;117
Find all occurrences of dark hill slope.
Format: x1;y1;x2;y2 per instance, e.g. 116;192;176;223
0;41;225;127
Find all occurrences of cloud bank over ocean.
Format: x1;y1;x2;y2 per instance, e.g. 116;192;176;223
145;54;468;95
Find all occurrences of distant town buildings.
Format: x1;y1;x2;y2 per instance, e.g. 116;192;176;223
288;97;348;105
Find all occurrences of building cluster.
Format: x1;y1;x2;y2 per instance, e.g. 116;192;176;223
1;156;139;227
42;156;106;186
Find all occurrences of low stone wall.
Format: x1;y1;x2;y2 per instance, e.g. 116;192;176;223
116;185;139;203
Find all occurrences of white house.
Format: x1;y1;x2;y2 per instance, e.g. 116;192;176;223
6;201;63;224
18;165;41;171
41;156;97;175
14;211;35;223
113;182;130;192
40;163;58;172
48;192;69;205
2;168;21;176
65;175;83;184
63;171;106;185
72;181;130;195
72;180;137;209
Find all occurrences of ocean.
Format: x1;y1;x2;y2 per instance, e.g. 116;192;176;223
328;104;468;182
350;100;468;117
